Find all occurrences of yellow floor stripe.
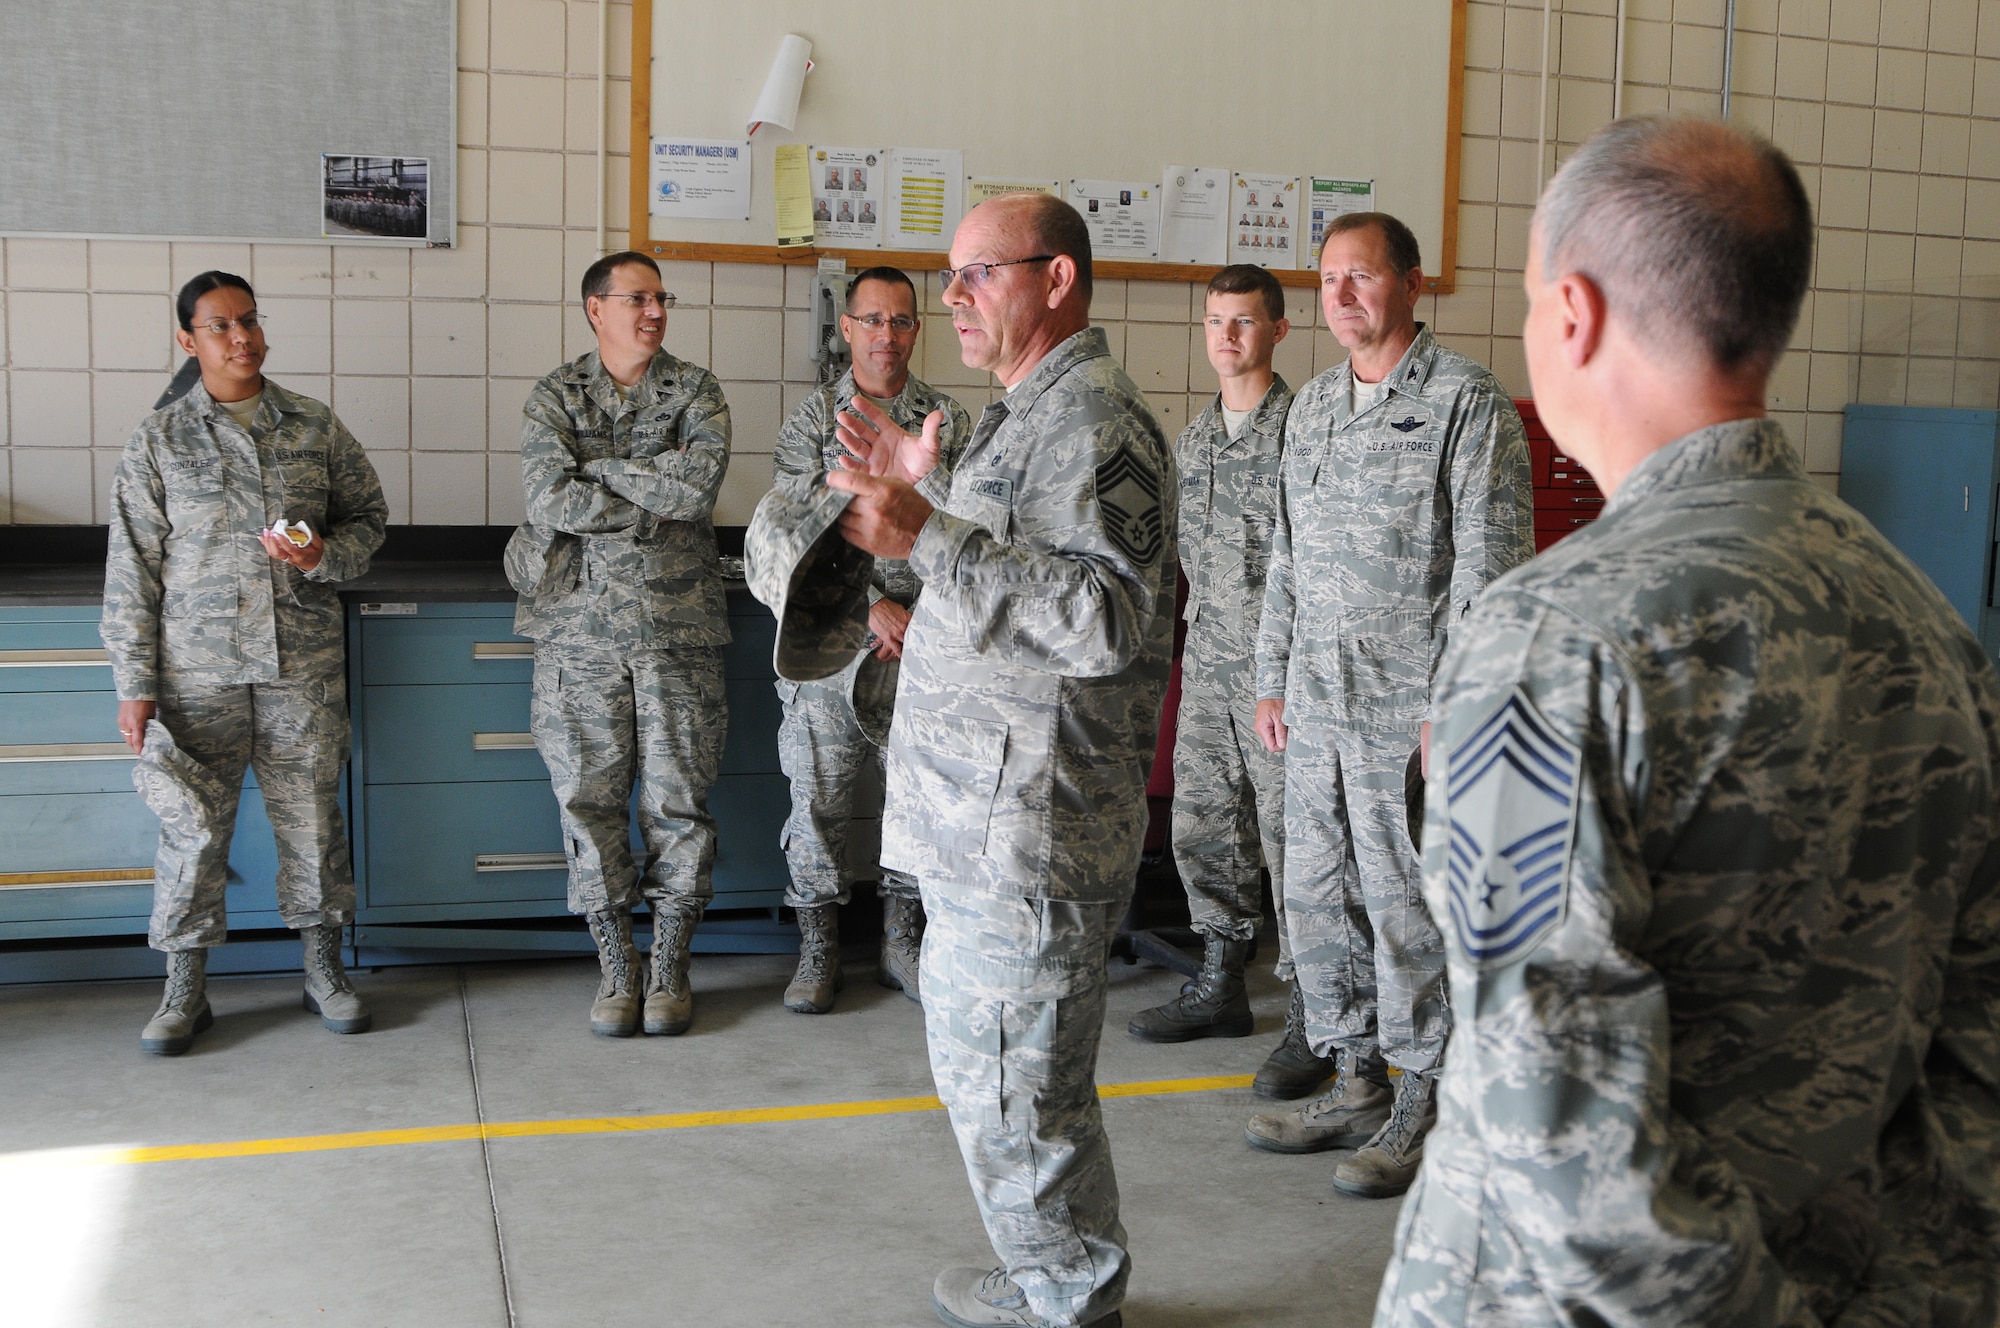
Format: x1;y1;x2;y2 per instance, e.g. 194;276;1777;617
109;1073;1256;1166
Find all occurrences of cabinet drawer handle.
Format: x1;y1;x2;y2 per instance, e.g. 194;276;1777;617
0;648;111;668
472;732;537;751
0;868;154;890
474;852;567;873
0;742;135;763
472;641;534;660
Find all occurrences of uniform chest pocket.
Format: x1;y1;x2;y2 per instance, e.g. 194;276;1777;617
629;409;683;459
896;709;1007;855
277;458;329;505
163;464;225;524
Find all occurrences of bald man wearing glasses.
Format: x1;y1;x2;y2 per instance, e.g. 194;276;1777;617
832;195;1171;1328
510;250;732;1042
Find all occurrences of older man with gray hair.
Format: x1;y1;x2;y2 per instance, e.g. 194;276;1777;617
1376;116;2000;1326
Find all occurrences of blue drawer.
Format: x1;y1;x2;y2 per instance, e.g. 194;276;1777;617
360;607;532;687
0;616;118;694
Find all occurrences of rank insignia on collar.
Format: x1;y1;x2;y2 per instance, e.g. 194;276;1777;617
1389;415;1427;433
1095;445;1165;565
1443;688;1580;967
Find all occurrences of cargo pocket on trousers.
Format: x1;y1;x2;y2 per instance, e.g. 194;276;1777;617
898;710;1006;856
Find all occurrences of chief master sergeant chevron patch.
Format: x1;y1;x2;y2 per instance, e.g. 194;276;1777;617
1095;445;1164;565
1442;687;1580;967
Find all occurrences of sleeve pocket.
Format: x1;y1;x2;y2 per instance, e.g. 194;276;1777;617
895;709;1007;856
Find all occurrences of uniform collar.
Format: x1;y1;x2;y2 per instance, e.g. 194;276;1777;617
184;378;301;429
1604;417;1802;516
833;368;930;423
1001;327;1111;416
568;348;682;413
1201;373;1291;447
1327;324;1436;430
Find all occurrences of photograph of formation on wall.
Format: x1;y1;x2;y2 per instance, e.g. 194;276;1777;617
321;155;429;240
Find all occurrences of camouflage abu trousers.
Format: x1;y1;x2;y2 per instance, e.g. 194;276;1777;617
919;880;1130;1328
775;674;916;908
531;642;725;920
1283;721;1449;1074
145;669;355;950
1170;644;1292;975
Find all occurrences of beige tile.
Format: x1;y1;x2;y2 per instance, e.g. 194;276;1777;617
1499;72;1545;140
1772;98;1828;162
93;448;129;522
410;450;489;523
1953;354;2000;407
1122;282;1189;323
90;241;170;293
1272;326;1315;389
565;151;608;229
1462;70;1503;137
489;73;567;151
459;70;489;148
1972;118;2000;177
1959;292;2000;354
560;231;600;317
1776;34;1830;98
723;380;783;452
1672;21;1726;83
604;79;632;157
488;303;563;377
490;0;566;73
1555;79;1613;142
487;452;528;524
1732;30;1781;95
1921;114;1973;173
1932;0;1981;51
661;307;710;367
1925;51;1977;112
1186;333;1219;398
1872;108;1923;164
1867;231;1917;284
1802;409;1845;469
1495;204;1535;274
1459;138;1500;208
1825;42;1878;103
1828;0;1879;42
1965;238;2000;280
1909;294;1961;353
1966;180;2000;237
333;247;411;297
1730;93;1778;136
1907;354;1957;403
1780;0;1832;36
1868;171;1920;232
91;293;174;371
333;301;410;376
1914;235;1965;285
1501;4;1550;73
710;309;784;380
712;263;786;308
1147;392;1189;439
458;150;489;226
1808;350;1856;408
1125;322;1191;393
1811;291;1859;350
1861;290;1913;351
565;79;604;156
1814;224;1868;287
1496;139;1544;207
1880;0;1930;46
1466;2;1506;66
1311;328;1348;375
1976;58;2000;116
334;376;410;450
1283;285;1317;330
715;449;774;525
1876;47;1929;107
8;239;89;289
1981;0;2000;56
365;448;412;524
658;260;712;306
1667;86;1721;118
1917;174;1968;234
1559;11;1616;72
412;301;488;376
252;244;334;297
1819;105;1873;167
780;309;817;384
92;373;166;447
411;377;489;450
1741;0;1785;30
487;226;566;303
782;265;815;312
487;377;536;444
1090;278;1128;324
1766;347;1811;408
10;448;95;522
412;225;490;300
10;292;90;369
488;150;566;227
11;370;91;446
458;0;489;68
284;374;332;405
171;243;254;291
562;302;597;362
1858;352;1909;402
571;0;632;77
1486;336;1529;398
915;322;986;387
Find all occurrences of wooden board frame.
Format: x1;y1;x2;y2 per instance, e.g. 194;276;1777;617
628;1;1465;295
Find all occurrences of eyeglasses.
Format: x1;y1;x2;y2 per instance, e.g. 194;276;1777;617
603;292;677;310
191;314;263;336
938;255;1056;292
846;314;919;333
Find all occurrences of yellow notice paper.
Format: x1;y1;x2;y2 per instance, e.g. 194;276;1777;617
774;143;814;248
967;178;1059;207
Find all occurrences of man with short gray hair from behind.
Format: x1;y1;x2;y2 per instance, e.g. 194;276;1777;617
1377;116;2000;1326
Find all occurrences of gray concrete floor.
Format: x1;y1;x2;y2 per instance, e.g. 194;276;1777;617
0;950;1400;1328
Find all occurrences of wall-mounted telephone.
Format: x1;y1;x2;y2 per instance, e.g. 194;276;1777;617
811;259;850;385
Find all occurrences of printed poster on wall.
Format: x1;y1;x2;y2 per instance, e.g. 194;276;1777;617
774;143;814;248
810;145;887;246
1228;172;1301;269
1159;165;1228;265
1068;179;1160;259
649;136;752;220
967;178;1059;207
1308;178;1376;263
886;147;964;251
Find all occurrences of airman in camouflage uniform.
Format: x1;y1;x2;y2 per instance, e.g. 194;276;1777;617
771;267;971;1014
103;270;387;1055
1380;116;2000;1328
1248;214;1534;1198
512;251;731;1039
829;195;1168;1328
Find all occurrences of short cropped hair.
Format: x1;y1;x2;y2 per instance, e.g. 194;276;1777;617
1322;212;1422;277
1018;194;1094;301
176;271;255;331
845;266;917;312
1206;264;1286;322
1537;116;1813;372
580;250;661;304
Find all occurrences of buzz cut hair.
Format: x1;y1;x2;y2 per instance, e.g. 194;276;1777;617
1321;211;1422;278
580;250;661;304
1206;264;1286;323
1537;116;1813;372
845;266;917;313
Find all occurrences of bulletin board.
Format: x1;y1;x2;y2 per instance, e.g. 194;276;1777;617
632;0;1465;292
0;0;455;245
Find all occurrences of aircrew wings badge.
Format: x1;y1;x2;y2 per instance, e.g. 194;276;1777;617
1095;446;1165;565
1443;687;1580;968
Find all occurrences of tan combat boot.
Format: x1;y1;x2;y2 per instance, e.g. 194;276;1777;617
1244;1049;1392;1153
1333;1070;1437;1198
588;908;642;1037
141;949;213;1056
301;923;372;1033
643;910;695;1035
877;893;923;1000
784;903;842;1013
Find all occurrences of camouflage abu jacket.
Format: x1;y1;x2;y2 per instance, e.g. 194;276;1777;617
881;328;1176;902
1255;325;1533;731
1381;419;2000;1327
1177;376;1291;679
102;379;387;701
512;348;732;651
772;366;972;606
